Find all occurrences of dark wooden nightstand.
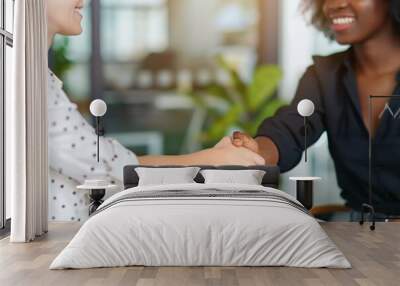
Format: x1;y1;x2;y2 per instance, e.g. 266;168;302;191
77;181;117;215
289;177;321;210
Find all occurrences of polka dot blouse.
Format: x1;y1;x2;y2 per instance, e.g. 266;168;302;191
47;70;138;222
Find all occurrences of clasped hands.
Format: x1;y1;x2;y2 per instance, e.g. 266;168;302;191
209;131;264;166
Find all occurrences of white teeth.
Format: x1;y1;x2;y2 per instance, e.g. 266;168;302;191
332;17;355;25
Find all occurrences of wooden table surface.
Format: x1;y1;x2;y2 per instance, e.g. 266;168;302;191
0;222;399;286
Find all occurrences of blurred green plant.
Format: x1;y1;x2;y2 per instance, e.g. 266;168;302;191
51;36;73;81
185;56;286;147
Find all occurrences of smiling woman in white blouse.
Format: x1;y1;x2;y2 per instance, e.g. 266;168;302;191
46;0;264;222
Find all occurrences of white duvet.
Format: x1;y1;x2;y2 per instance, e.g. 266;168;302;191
50;183;351;269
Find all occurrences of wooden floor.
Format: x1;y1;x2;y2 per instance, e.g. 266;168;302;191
0;222;399;286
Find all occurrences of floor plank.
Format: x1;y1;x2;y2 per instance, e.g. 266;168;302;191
0;222;399;286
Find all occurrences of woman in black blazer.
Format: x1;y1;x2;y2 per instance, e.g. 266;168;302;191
233;0;400;215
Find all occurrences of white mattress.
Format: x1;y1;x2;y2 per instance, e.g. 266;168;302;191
50;183;351;269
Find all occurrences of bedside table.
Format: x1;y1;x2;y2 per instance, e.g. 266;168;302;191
289;177;321;210
77;180;117;215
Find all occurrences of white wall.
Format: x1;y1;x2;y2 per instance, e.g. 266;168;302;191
168;0;220;63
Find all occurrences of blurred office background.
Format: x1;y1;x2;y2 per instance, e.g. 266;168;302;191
49;0;348;213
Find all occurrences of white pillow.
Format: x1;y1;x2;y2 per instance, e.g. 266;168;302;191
135;167;200;186
200;169;266;185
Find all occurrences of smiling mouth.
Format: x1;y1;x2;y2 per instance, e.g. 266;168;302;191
74;7;83;17
332;17;355;25
330;17;355;32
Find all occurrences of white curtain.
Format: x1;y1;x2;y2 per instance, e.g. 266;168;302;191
7;0;48;242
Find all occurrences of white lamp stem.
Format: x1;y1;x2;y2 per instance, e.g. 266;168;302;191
304;116;308;163
96;117;100;163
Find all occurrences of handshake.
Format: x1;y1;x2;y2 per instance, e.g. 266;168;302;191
209;131;269;166
138;130;278;166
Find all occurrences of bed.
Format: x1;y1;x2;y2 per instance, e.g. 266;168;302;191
50;165;350;269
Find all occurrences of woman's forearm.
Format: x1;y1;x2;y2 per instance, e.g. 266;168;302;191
138;144;265;166
255;137;279;165
138;149;216;166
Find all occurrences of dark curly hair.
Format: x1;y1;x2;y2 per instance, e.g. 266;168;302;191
302;0;400;38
